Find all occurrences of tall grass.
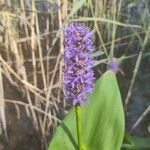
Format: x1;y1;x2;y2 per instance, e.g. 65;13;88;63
0;0;149;149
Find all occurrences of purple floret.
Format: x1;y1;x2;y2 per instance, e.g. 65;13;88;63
64;23;95;105
107;58;119;73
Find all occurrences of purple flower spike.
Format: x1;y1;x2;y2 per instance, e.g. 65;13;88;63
64;23;95;105
107;58;119;73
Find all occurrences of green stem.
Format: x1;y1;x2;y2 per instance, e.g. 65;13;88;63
75;104;82;150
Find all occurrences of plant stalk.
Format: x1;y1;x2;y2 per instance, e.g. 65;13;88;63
75;104;82;150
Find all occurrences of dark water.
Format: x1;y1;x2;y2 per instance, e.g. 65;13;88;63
123;56;150;136
0;76;41;150
124;0;150;137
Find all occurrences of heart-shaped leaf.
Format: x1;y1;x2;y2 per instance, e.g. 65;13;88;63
49;71;125;150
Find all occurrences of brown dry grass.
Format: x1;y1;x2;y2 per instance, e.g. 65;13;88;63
0;0;149;149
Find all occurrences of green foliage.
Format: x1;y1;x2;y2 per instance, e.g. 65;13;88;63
49;71;125;150
122;132;150;149
130;137;150;149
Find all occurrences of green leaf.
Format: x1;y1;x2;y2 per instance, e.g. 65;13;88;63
49;71;125;150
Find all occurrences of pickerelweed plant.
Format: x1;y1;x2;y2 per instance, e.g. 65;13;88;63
49;23;125;150
64;23;95;150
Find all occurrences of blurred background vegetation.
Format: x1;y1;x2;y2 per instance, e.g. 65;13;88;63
0;0;149;149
